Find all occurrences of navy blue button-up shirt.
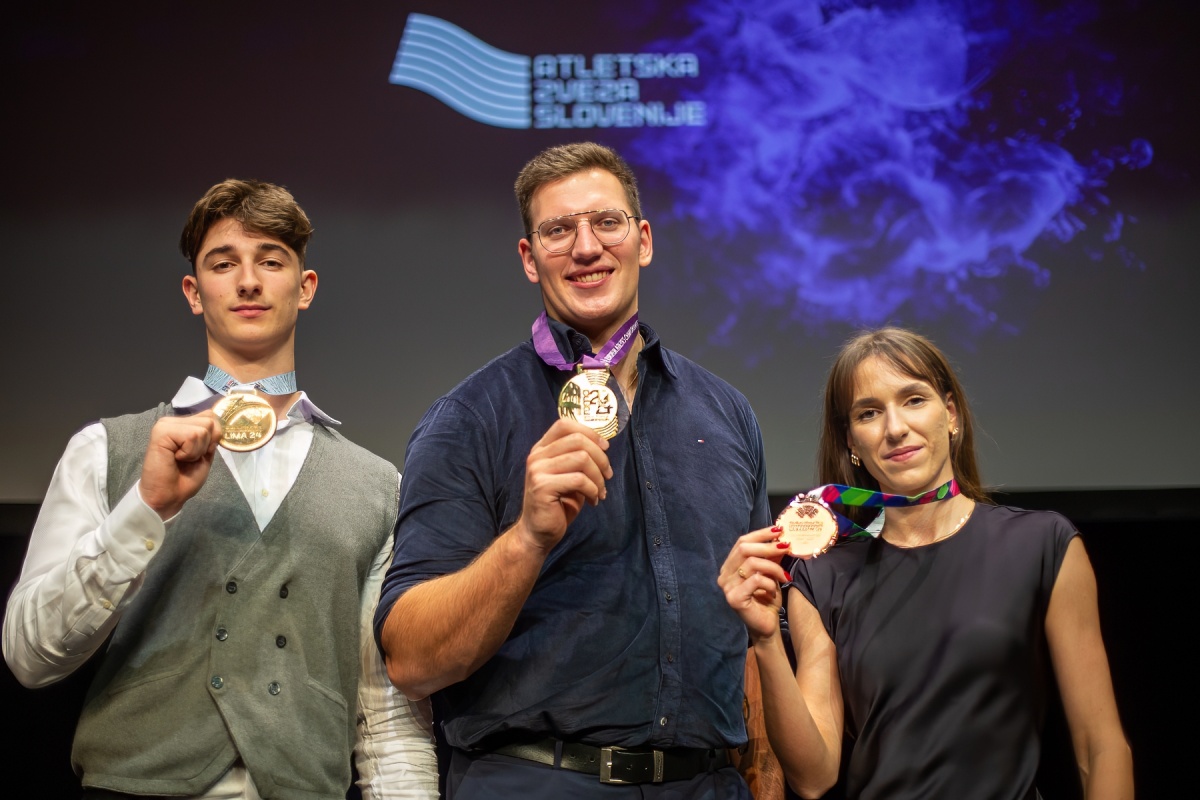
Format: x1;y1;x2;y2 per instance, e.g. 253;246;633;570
375;319;770;751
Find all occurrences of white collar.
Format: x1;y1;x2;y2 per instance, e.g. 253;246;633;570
171;376;341;426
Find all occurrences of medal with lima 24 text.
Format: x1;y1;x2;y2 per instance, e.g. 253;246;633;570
212;388;276;452
202;365;296;453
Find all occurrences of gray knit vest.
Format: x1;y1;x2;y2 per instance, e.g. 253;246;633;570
71;403;399;799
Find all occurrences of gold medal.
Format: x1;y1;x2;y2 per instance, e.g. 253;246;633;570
776;497;839;560
558;368;620;439
213;391;276;452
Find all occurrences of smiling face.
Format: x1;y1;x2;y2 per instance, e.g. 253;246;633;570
181;217;317;374
517;168;652;349
846;356;959;496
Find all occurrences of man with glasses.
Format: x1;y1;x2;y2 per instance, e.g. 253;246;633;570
375;142;771;799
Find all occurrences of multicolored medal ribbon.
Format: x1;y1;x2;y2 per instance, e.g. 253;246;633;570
777;479;961;559
532;311;639;440
202;366;297;452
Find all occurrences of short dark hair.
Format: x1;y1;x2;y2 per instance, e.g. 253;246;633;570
180;179;313;270
514;142;642;236
816;327;990;526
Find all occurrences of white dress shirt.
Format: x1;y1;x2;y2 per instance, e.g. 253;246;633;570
2;378;437;799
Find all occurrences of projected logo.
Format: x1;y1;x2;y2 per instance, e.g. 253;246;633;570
388;14;705;130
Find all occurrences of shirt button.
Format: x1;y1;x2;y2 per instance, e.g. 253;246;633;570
667;653;675;663
665;592;673;601
100;599;113;610
275;635;287;648
653;536;662;546
659;717;668;727
211;676;224;690
225;581;237;594
261;488;269;497
279;585;289;599
215;627;228;642
268;682;281;696
144;539;155;551
645;481;654;490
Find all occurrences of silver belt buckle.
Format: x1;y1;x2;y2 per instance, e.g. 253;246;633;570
599;746;665;784
599;746;628;784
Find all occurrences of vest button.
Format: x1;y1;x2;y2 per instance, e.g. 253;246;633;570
279;585;289;598
211;676;224;689
225;581;237;594
215;627;228;641
275;635;287;648
268;681;281;696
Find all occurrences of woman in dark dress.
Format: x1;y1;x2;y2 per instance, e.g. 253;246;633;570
721;328;1132;799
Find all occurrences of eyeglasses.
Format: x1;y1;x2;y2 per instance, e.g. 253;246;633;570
528;209;641;254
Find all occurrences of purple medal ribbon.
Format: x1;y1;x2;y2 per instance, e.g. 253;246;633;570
532;311;640;371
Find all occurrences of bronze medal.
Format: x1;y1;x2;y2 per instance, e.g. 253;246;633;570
558;368;620;439
776;497;839;560
213;391;276;452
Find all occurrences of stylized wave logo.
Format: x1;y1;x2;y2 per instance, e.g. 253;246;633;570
388;13;532;129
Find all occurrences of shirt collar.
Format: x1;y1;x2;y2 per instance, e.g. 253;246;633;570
171;376;341;426
540;316;675;380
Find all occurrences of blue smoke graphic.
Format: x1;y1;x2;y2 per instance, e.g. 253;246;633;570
623;0;1152;345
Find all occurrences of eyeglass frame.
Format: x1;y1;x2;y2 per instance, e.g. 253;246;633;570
527;208;643;254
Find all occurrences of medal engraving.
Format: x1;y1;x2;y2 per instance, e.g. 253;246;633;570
558;369;620;439
213;392;276;452
776;498;839;560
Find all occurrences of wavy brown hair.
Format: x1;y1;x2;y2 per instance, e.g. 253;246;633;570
180;178;313;271
816;327;991;526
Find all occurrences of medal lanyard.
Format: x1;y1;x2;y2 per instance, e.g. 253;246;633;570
203;365;298;396
532;311;640;371
805;479;961;539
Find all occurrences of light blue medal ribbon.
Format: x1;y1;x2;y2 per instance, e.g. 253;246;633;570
203;365;298;396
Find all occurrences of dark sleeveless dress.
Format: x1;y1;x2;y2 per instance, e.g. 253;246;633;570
790;503;1076;799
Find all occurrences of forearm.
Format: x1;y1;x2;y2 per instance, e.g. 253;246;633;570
1080;738;1134;799
381;518;550;700
753;632;841;798
3;427;167;687
356;535;439;799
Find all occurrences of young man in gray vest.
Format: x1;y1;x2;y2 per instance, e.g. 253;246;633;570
2;179;438;799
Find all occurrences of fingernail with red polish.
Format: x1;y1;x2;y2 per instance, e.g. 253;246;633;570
783;572;793;582
776;542;790;549
771;525;782;533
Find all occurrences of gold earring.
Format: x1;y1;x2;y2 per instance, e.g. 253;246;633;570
951;427;960;437
850;453;861;467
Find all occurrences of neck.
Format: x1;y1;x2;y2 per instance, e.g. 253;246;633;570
207;347;296;387
881;492;975;548
610;332;643;405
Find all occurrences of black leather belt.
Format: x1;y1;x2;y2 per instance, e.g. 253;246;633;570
489;738;730;784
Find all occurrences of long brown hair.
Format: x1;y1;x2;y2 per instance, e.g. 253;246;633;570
816;327;990;526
